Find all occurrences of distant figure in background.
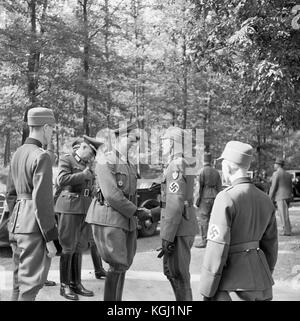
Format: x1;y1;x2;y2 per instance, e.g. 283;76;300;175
252;170;266;192
269;158;293;236
195;152;222;248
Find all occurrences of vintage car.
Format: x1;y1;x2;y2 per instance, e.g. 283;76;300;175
0;193;10;248
136;178;161;237
287;170;300;198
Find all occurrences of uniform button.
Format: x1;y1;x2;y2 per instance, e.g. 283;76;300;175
16;225;19;228
246;249;250;253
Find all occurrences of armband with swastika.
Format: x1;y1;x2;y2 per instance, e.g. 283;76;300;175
207;223;230;244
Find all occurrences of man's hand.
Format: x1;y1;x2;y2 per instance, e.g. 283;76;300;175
136;207;152;222
46;241;57;258
157;239;175;258
162;239;175;255
83;167;93;180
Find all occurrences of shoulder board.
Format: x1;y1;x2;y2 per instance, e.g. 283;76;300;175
170;157;186;172
38;147;45;152
223;185;233;192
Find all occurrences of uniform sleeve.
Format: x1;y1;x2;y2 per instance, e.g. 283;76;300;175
57;155;89;186
95;157;137;218
216;171;222;193
199;190;233;297
196;169;204;206
150;206;161;223
32;152;58;242
6;167;17;214
268;172;278;200
260;209;278;273
160;161;186;242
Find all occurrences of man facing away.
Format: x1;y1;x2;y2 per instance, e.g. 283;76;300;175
269;158;293;236
199;141;278;301
195;152;222;248
6;107;58;301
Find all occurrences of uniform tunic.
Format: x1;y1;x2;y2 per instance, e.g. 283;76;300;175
269;167;293;235
160;154;199;297
6;137;58;301
199;177;278;301
55;153;94;253
196;165;222;242
86;149;138;272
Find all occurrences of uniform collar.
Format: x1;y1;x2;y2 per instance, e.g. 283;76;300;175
231;176;252;186
73;152;87;165
24;137;43;148
168;152;183;163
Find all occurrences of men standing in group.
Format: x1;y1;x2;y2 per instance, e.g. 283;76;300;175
6;107;58;301
86;123;151;301
157;126;199;301
55;135;102;300
199;141;278;301
195;152;222;248
269;158;293;236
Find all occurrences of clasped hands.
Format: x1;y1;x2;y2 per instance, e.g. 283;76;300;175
135;207;152;222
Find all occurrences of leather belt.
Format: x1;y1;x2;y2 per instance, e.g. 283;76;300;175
61;189;91;198
229;241;260;254
160;200;193;208
17;193;32;200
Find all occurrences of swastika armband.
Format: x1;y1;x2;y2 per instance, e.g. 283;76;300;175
169;182;180;193
207;223;230;244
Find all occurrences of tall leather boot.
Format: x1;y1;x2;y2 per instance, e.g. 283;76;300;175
60;253;78;301
116;272;126;301
104;270;122;301
90;243;107;279
70;253;94;297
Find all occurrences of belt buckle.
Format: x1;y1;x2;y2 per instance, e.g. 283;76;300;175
83;189;90;197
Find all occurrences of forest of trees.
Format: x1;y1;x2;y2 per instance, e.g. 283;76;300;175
0;0;300;174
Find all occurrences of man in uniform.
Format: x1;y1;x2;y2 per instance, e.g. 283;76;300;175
55;135;102;300
199;141;278;301
70;139;107;280
86;123;151;301
269;158;293;236
195;152;222;248
157;126;199;301
6;107;58;301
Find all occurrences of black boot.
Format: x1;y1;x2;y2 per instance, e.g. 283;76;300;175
116;272;125;301
90;243;107;279
70;253;94;297
60;253;78;301
104;270;122;301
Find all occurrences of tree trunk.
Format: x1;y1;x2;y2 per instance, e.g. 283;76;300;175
22;0;48;144
104;0;112;127
82;0;90;135
4;128;10;167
